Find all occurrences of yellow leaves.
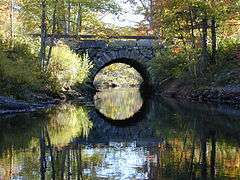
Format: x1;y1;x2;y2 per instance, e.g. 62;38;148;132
0;2;10;32
49;42;92;92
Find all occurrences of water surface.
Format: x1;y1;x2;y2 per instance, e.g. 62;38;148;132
94;88;143;120
0;88;240;179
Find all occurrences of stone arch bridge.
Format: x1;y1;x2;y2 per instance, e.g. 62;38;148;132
53;35;157;88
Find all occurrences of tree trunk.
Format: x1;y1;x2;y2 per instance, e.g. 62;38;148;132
200;11;208;74
39;0;47;69
40;128;47;180
77;145;83;180
189;136;196;178
76;3;82;35
210;132;216;179
67;149;71;179
190;7;196;49
64;15;67;35
10;0;14;46
149;0;154;32
200;135;207;179
45;126;56;180
211;17;217;63
60;150;66;179
46;0;58;67
67;0;71;34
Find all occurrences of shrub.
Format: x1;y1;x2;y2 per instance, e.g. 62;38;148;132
0;36;43;98
0;36;92;99
209;39;240;86
47;43;92;92
150;48;189;83
150;39;240;87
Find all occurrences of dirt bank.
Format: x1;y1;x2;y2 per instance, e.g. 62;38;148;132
161;80;240;106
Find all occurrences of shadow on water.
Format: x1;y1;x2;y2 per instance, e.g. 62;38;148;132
0;88;240;179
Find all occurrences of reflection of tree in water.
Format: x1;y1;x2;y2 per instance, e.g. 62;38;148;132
46;104;93;146
145;98;240;179
94;88;143;120
0;104;95;179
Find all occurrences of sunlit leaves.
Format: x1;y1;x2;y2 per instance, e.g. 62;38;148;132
18;0;120;34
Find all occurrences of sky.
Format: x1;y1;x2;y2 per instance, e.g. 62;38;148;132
101;0;145;27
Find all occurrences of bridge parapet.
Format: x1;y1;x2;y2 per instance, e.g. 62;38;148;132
75;39;155;51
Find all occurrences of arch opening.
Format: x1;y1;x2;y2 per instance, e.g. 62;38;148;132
93;58;151;90
93;62;144;90
91;58;151;121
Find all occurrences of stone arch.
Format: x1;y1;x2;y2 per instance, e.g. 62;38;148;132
88;48;153;88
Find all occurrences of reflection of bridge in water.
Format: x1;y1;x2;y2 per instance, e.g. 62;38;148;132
72;97;240;146
78;97;160;145
86;113;157;143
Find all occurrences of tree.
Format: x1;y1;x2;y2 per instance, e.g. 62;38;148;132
0;0;17;41
18;0;120;69
46;0;58;67
39;0;47;68
152;0;240;74
126;0;155;34
19;0;120;35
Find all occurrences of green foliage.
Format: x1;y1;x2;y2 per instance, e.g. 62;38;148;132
94;63;143;89
151;39;240;87
209;39;240;86
0;36;43;98
47;104;93;146
150;48;190;82
0;36;92;99
217;39;240;63
151;0;240;86
154;0;240;44
47;43;92;92
20;0;120;35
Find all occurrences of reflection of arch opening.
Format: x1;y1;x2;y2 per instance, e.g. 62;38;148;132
93;89;149;126
94;88;143;120
92;58;151;90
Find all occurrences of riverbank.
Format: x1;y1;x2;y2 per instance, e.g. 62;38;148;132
0;37;93;115
0;85;96;115
2;82;240;115
160;80;240;108
0;95;59;114
156;43;240;106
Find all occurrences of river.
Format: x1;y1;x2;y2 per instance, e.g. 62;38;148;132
0;88;240;179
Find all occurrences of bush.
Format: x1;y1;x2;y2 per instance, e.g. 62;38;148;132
47;43;92;92
150;39;240;87
0;36;43;98
209;39;240;86
150;48;189;83
0;37;92;99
